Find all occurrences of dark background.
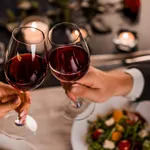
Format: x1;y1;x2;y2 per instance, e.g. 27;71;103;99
0;0;150;88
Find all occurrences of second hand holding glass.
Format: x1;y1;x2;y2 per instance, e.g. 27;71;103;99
48;22;95;121
2;27;48;140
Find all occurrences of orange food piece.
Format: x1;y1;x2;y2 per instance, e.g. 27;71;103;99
113;110;124;122
112;131;122;141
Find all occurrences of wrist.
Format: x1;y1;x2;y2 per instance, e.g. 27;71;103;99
108;71;133;97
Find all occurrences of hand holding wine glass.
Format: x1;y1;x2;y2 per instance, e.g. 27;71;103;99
66;66;133;102
2;26;48;140
0;82;30;121
48;22;95;120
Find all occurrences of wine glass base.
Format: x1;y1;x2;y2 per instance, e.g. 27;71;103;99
61;97;95;121
1;112;37;140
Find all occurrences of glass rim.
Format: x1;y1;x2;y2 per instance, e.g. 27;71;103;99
12;26;46;46
48;22;82;46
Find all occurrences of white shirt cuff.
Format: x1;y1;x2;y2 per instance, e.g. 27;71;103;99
124;68;144;101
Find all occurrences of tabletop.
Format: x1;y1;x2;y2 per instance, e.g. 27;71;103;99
22;87;150;150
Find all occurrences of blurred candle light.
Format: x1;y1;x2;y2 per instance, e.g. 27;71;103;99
118;32;135;46
23;22;43;44
23;22;46;53
25;21;49;37
71;28;88;42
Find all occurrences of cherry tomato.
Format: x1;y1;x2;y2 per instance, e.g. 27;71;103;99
92;129;103;140
118;140;131;150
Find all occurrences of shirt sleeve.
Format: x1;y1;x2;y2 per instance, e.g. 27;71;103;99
124;68;144;101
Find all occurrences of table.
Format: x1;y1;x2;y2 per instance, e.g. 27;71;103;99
23;87;150;150
0;86;150;150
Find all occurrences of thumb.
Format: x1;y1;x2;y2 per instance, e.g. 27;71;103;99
0;96;21;113
70;84;100;102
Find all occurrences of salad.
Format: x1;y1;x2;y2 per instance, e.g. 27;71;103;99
86;109;150;150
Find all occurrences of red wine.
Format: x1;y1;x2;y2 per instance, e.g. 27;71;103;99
49;45;90;82
5;53;47;91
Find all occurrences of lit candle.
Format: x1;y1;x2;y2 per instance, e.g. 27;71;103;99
23;22;46;53
71;28;88;42
80;28;88;39
25;21;49;38
118;32;135;46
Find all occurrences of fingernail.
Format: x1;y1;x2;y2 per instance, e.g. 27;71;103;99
19;115;26;124
12;97;20;105
20;110;26;117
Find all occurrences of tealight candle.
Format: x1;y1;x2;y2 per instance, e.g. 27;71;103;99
118;32;135;46
80;28;88;39
24;21;49;37
20;16;50;44
23;22;47;53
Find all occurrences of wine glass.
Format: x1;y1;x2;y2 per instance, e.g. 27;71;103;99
48;22;95;121
2;26;48;140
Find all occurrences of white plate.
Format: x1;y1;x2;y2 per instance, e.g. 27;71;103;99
0;134;37;150
71;96;150;150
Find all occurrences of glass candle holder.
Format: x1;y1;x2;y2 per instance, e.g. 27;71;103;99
113;29;138;52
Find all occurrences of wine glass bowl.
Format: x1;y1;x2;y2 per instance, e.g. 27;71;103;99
5;27;47;91
49;45;90;82
48;22;95;120
2;26;48;140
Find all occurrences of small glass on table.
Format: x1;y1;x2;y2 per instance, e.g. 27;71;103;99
48;22;95;121
2;26;48;140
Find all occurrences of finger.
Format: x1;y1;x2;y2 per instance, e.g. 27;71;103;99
0;82;18;98
70;84;102;102
74;66;100;87
66;91;77;102
1;94;18;103
19;92;31;104
17;102;29;124
0;96;21;113
24;92;31;104
16;92;30;121
19;114;27;124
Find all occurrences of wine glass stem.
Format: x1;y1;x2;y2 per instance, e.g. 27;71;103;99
15;91;26;126
71;97;83;108
61;82;83;108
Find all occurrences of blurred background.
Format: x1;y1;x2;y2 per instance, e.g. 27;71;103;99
0;0;149;88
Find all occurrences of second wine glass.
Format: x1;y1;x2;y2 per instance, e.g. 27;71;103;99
48;22;95;121
2;26;48;140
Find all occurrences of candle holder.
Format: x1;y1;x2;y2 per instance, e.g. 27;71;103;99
113;29;138;52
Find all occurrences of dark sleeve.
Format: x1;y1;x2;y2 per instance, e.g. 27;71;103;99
128;62;150;101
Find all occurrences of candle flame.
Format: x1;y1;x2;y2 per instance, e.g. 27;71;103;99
122;32;129;39
31;22;37;32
